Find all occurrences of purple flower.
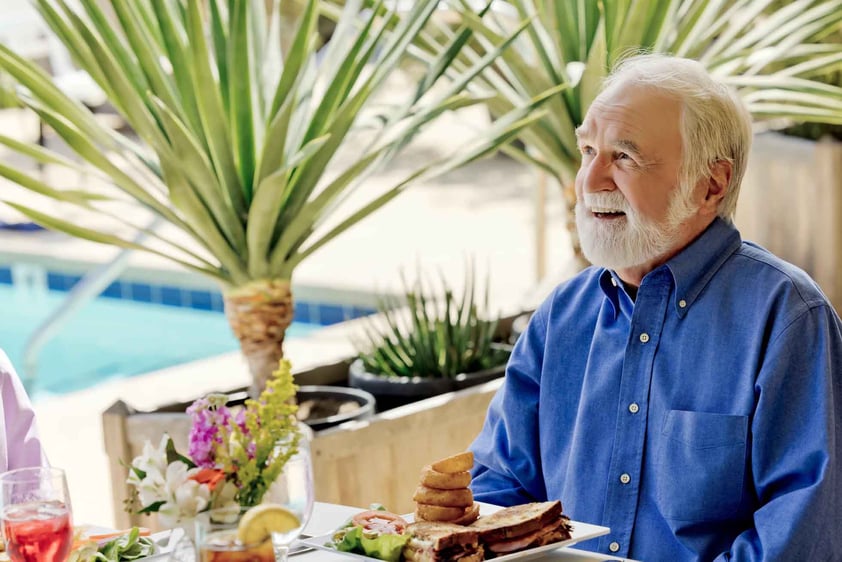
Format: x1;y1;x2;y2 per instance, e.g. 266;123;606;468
187;396;235;468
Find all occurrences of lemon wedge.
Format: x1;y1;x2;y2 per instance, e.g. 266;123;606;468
237;504;301;545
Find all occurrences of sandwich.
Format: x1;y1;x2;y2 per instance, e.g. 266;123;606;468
402;521;484;562
469;500;573;557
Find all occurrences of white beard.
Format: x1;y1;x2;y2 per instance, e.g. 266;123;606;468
575;185;699;270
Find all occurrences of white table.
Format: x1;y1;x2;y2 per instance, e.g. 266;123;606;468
297;502;637;562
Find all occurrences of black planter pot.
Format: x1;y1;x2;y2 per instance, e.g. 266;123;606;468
348;346;511;412
296;385;376;431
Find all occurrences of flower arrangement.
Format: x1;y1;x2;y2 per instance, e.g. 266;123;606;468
126;359;301;528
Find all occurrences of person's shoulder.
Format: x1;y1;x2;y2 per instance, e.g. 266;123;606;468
533;266;605;318
546;266;604;299
734;241;829;308
536;266;603;308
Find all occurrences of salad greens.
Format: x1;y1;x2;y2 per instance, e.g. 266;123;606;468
69;527;157;562
331;525;409;562
94;528;156;561
329;505;410;562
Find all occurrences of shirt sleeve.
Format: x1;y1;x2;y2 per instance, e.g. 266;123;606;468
717;304;842;561
469;300;550;506
0;350;48;471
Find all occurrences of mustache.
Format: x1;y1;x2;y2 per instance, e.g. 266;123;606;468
578;193;630;213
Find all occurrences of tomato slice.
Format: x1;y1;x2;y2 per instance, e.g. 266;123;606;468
351;510;409;536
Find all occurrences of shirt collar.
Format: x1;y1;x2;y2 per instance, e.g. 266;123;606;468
599;269;621;319
664;217;742;317
597;217;741;318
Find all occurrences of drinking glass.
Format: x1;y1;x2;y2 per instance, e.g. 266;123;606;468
263;437;314;561
0;467;73;562
195;508;275;562
195;436;314;562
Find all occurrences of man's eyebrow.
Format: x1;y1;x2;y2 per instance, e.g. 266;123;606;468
616;139;643;156
574;126;588;139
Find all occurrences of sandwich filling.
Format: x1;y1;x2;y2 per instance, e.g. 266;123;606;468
403;521;482;562
485;515;573;555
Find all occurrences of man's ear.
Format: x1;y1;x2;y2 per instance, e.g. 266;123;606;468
702;159;732;211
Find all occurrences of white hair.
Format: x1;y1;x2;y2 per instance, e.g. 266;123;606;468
600;54;753;221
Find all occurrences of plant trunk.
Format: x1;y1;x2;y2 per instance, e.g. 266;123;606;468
223;279;294;396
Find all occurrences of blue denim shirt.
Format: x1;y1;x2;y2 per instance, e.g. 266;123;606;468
470;218;842;561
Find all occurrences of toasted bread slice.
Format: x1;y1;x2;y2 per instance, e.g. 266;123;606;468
469;500;563;542
403;546;484;562
406;521;479;550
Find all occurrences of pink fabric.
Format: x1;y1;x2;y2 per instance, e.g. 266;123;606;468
0;350;47;472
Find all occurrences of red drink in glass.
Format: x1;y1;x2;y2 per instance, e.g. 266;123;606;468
1;501;73;562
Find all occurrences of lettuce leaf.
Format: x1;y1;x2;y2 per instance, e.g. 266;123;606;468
333;525;409;562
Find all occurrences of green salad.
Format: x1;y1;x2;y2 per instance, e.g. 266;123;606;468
69;527;157;562
328;505;410;562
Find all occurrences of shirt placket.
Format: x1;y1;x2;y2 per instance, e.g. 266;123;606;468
598;273;671;557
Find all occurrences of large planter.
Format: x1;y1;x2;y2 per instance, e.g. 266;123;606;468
348;344;512;412
736;132;842;311
296;385;376;431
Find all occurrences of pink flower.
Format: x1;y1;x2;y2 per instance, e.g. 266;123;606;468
187;396;236;468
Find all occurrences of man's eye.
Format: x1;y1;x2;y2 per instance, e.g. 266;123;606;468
580;145;594;156
617;152;630;160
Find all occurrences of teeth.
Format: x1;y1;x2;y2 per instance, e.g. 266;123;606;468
591;207;623;213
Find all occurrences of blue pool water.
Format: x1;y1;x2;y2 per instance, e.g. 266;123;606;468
0;284;322;397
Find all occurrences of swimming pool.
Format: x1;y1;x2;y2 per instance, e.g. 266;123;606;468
0;283;325;397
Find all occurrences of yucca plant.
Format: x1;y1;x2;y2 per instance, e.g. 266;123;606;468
412;0;842;264
354;265;509;379
0;0;554;393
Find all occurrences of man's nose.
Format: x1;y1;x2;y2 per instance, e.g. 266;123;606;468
579;153;615;193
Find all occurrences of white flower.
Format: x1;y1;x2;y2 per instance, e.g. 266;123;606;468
155;463;212;528
127;436;172;508
127;436;213;526
128;436;169;483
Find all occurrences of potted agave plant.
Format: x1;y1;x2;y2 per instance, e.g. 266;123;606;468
0;0;554;395
349;264;512;411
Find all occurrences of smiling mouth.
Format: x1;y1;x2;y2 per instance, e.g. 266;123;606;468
591;207;626;219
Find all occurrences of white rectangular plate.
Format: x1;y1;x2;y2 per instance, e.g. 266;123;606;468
301;519;609;561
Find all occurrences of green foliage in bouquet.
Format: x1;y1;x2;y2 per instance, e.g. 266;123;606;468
214;359;301;508
354;265;508;379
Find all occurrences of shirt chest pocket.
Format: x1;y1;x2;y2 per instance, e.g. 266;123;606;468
656;410;748;521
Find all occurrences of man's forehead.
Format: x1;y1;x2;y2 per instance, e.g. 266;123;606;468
577;85;682;143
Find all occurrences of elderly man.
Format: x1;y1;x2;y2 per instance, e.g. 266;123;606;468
0;350;47;472
469;54;842;561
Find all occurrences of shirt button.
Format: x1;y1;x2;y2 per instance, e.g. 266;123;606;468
611;277;617;287
619;473;631;484
609;542;620;553
639;333;650;343
628;402;640;414
679;299;687;308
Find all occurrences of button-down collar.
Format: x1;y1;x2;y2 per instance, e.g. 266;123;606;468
665;218;742;317
598;218;742;318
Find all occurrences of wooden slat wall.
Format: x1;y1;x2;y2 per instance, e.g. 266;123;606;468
736;133;842;312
